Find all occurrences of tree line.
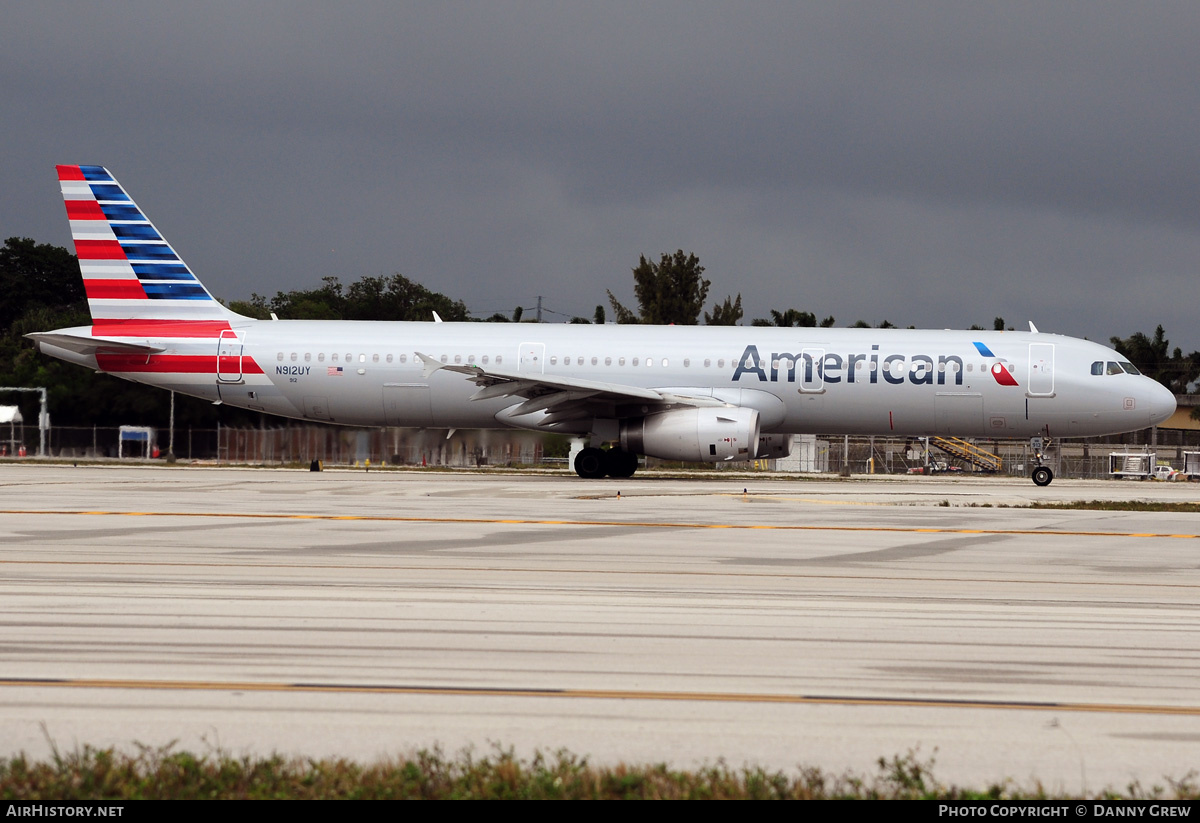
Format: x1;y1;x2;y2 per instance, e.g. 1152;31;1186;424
1;236;1196;428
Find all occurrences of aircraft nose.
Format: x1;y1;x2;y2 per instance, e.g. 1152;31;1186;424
1147;380;1176;426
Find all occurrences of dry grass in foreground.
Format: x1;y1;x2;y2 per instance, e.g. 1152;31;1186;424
2;744;1197;800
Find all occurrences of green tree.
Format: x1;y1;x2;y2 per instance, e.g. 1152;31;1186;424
343;274;469;321
0;237;84;329
607;250;710;325
259;274;468;322
1111;326;1200;393
751;308;817;328
704;294;743;326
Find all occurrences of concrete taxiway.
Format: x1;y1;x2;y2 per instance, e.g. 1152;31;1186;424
1;464;1199;793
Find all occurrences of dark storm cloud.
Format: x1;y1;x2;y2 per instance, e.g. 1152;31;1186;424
3;2;1198;348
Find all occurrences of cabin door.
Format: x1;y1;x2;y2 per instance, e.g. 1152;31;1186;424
217;330;244;385
1027;343;1055;397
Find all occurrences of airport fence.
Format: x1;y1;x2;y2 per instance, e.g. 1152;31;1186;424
2;422;1195;478
2;424;550;468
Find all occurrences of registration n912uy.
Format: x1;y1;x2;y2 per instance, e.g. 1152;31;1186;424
29;166;1176;486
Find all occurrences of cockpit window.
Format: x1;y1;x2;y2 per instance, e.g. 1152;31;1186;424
1106;361;1123;375
1091;361;1103;375
1119;361;1141;375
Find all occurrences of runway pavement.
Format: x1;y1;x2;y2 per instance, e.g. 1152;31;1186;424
1;463;1199;793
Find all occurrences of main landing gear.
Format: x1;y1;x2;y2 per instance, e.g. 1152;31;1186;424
574;447;639;479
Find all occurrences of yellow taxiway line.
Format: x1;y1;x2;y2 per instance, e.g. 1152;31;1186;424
1;677;1198;717
1;508;1198;540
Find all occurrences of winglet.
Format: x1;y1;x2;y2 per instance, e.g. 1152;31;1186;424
1028;321;1039;333
415;351;442;379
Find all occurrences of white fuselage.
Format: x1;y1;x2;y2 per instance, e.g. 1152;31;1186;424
38;320;1177;440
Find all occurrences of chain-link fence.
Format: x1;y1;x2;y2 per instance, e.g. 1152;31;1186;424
2;421;1196;477
2;424;548;468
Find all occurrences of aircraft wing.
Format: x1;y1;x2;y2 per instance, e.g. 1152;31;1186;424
25;332;165;356
415;351;728;429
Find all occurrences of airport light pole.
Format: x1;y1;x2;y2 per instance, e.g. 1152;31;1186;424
168;390;176;462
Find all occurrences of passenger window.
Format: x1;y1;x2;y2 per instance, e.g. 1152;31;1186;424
454;354;461;364
399;354;407;364
496;355;503;364
632;358;639;366
646;358;653;367
318;353;326;362
290;352;297;362
373;353;380;363
550;356;557;365
482;355;489;364
332;353;339;362
276;352;283;361
704;359;711;367
662;358;669;367
386;354;393;363
619;357;626;366
605;357;612;366
718;359;725;368
683;358;690;367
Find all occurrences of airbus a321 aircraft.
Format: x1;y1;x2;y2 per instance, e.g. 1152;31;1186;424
30;165;1176;486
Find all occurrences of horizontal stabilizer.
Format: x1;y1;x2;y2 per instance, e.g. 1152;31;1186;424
26;331;164;356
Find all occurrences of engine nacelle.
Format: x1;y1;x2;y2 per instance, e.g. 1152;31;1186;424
620;407;760;462
754;433;793;459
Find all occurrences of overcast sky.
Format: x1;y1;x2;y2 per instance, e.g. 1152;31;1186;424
3;2;1198;349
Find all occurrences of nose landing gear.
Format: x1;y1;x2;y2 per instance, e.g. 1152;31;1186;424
1031;465;1053;487
1030;437;1054;486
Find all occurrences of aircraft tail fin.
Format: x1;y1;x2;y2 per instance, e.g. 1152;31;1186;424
56;165;243;325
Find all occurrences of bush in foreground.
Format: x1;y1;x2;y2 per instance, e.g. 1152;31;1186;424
2;744;1197;800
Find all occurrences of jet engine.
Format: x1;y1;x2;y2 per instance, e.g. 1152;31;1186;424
620;407;760;462
754;433;793;460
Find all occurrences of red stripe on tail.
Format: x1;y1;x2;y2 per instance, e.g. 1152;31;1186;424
91;320;233;338
96;354;264;375
65;200;106;220
56;165;85;181
83;280;147;299
74;240;126;260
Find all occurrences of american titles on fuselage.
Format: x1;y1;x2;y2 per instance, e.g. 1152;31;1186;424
731;344;1014;387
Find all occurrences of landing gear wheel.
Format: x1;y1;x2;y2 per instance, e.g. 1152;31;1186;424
574;447;608;479
1031;466;1053;487
607;450;639;478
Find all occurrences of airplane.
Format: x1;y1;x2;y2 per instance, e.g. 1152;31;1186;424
29;165;1176;486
